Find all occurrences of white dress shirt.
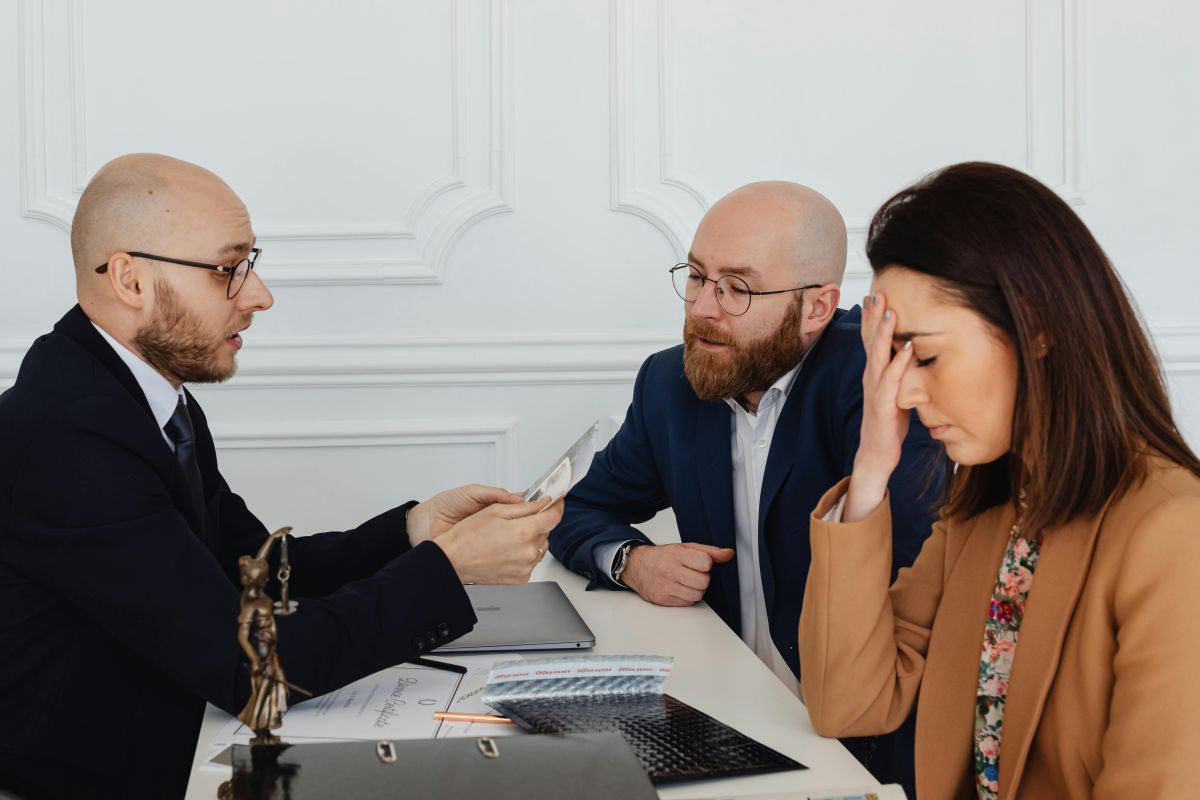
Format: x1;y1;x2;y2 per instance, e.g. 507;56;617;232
723;363;804;695
91;322;185;450
597;346;820;696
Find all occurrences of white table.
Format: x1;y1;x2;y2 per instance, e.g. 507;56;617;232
185;556;877;799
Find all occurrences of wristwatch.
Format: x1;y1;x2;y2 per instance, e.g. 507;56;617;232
611;541;644;586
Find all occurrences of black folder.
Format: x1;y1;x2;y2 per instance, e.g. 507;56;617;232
225;732;657;799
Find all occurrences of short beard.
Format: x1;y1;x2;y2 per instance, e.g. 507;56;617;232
683;295;808;402
134;279;241;385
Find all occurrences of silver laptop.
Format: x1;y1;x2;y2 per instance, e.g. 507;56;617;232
433;582;596;653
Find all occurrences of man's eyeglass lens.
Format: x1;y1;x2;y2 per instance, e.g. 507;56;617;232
227;258;251;298
671;264;753;315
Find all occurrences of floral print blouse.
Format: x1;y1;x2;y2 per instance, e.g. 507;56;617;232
974;506;1043;799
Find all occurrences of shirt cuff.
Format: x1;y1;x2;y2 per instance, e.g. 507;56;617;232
822;492;848;523
595;538;643;588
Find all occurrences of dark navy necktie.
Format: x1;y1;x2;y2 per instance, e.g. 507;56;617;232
164;397;208;536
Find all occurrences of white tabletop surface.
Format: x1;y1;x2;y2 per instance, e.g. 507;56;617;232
185;554;877;799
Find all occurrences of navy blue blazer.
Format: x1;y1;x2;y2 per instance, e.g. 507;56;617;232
0;307;477;800
549;306;942;677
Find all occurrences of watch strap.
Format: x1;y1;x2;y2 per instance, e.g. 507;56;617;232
611;541;645;587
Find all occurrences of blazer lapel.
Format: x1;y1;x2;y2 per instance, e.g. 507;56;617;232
55;305;209;543
54;305;154;420
756;383;805;613
997;504;1108;799
694;399;739;622
916;505;1012;800
756;318;837;543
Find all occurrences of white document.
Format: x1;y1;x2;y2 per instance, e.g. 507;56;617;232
207;654;523;767
435;654;523;739
523;421;600;503
211;662;460;746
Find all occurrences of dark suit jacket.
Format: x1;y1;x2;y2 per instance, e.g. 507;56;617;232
0;306;476;800
549;306;941;674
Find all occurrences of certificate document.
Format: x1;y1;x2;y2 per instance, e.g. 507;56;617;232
215;663;460;744
208;654;522;762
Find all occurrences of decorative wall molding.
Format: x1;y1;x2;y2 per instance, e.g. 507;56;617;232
220;332;680;388
17;0;75;229
6;326;1197;389
608;0;693;259
17;0;515;286
67;0;87;194
0;332;681;390
654;0;717;214
258;258;443;288
209;417;518;487
610;0;1085;271
4;325;1196;391
1156;325;1200;376
1025;0;1084;206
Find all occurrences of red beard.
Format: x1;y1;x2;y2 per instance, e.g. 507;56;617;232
683;297;808;402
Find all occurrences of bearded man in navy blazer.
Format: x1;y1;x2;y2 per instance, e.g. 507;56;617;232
0;154;562;800
548;181;941;791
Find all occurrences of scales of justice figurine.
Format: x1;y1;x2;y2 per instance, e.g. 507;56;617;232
235;526;310;745
218;528;310;800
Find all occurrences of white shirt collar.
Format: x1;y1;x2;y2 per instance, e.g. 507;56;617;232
723;362;801;418
91;322;185;432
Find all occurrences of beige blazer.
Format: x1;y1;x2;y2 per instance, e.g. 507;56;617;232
799;457;1200;799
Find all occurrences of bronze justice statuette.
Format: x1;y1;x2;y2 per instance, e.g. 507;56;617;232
218;528;310;799
235;526;311;745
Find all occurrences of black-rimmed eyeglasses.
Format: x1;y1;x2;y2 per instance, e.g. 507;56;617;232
669;263;820;316
95;248;262;299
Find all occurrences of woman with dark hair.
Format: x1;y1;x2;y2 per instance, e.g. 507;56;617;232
798;162;1200;799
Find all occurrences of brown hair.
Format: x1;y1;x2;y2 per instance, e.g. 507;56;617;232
867;162;1200;533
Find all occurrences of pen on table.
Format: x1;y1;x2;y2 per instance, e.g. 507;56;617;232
433;711;514;725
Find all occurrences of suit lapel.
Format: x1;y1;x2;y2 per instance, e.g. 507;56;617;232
916;506;1010;800
55;306;210;543
757;317;841;537
756;323;833;612
997;504;1108;799
694;399;739;623
758;387;801;532
755;380;805;614
54;305;154;420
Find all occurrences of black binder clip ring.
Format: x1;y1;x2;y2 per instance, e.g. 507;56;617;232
477;737;500;759
376;740;398;764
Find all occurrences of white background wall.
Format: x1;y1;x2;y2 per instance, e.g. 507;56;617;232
2;1;1197;534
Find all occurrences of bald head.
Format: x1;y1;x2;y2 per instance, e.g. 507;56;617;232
71;154;245;283
68;154;268;386
694;181;848;286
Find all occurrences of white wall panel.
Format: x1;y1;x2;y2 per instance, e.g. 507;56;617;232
611;0;1084;286
210;417;516;533
1;0;1196;529
18;0;513;285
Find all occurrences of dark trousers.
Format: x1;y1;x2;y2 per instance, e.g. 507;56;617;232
841;712;918;799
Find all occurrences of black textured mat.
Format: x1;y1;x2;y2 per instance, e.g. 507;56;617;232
488;692;806;784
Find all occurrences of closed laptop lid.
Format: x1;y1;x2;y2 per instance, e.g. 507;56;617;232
433;582;596;653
